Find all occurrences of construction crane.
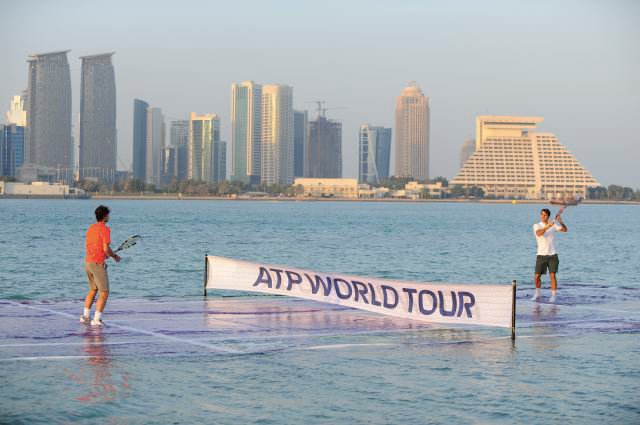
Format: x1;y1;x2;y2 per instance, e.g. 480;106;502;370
306;100;347;118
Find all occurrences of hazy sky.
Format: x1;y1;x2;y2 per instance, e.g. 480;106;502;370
2;0;639;186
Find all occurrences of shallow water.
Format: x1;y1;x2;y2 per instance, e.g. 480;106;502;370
1;199;639;424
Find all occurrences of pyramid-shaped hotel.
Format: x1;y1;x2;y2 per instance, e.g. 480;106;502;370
451;116;599;199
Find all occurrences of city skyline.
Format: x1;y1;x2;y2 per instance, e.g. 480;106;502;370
1;1;638;187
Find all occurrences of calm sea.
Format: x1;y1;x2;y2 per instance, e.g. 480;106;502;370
1;199;639;424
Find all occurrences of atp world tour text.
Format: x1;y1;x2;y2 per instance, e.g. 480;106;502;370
253;267;477;318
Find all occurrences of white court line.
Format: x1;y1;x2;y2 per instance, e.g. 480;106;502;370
0;340;157;348
5;301;241;355
0;355;97;362
518;317;631;327
520;299;640;315
3;329;635;360
289;327;640;352
292;336;513;351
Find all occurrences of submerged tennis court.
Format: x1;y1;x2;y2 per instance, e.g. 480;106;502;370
2;295;638;361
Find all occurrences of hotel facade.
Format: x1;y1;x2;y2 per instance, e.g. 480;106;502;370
451;116;600;199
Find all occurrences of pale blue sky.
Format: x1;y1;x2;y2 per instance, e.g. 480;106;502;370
2;0;639;186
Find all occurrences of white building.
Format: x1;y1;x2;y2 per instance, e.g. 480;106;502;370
358;184;390;199
6;94;27;126
261;84;294;185
294;178;358;198
395;81;430;180
451;116;600;199
405;181;447;198
0;181;86;198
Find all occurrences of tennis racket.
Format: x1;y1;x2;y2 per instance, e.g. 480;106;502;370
114;235;141;253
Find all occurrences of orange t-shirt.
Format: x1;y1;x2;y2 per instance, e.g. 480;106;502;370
85;222;111;263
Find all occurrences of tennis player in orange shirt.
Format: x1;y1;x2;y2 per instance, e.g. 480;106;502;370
81;205;120;326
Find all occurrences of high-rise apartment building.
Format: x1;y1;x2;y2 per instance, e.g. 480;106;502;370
145;107;165;186
188;113;225;183
293;110;308;178
307;114;342;179
451;116;600;199
359;124;392;185
132;99;149;181
170;120;189;181
460;138;475;168
395;81;429;180
261;84;294;186
231;81;262;184
79;53;116;183
25;50;72;170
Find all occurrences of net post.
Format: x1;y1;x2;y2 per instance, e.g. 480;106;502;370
203;254;208;297
511;279;517;341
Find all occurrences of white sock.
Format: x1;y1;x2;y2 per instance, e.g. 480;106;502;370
94;311;102;321
551;290;557;297
83;308;90;317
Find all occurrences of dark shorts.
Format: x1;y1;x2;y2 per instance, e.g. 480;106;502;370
535;254;559;275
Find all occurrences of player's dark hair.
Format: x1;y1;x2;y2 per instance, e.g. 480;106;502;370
541;208;551;217
95;205;110;222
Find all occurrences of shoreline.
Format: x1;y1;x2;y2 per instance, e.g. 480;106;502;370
85;194;640;205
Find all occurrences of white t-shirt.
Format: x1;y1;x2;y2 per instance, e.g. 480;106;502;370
533;221;563;256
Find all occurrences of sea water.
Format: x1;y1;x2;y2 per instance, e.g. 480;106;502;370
1;200;638;424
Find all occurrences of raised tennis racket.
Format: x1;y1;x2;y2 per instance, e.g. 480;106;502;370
115;235;141;253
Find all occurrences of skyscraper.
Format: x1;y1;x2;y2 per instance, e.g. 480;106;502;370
132;99;149;181
25;50;72;170
145;107;165;186
307;114;342;179
231;81;262;184
359;124;392;185
293;110;308;178
79;53;116;183
395;81;429;180
189;113;225;183
261;84;294;186
170;120;189;181
460;138;475;168
451;116;600;199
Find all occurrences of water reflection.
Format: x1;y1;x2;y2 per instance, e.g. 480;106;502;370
66;329;131;403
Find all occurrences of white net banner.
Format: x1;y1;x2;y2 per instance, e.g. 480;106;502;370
206;256;514;328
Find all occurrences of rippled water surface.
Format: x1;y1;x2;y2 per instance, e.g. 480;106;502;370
1;199;639;424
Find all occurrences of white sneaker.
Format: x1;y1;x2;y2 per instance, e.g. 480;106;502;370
90;319;104;326
531;292;541;301
548;295;557;303
80;315;91;324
